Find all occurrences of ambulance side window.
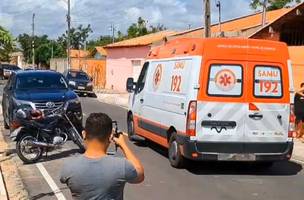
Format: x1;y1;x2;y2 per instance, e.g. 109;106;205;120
254;66;282;98
207;64;243;97
136;62;149;94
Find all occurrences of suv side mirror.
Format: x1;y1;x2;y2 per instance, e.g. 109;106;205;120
126;77;135;92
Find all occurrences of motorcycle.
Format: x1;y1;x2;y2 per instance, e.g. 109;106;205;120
10;101;85;164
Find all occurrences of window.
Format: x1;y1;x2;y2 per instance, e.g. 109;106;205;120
67;71;89;80
16;74;68;90
207;64;243;97
254;66;282;98
135;62;149;94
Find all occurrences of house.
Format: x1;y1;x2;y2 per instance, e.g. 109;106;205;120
104;30;177;91
167;3;304;89
50;48;107;89
10;51;24;69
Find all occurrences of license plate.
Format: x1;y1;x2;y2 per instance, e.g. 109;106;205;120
78;86;85;90
218;153;256;161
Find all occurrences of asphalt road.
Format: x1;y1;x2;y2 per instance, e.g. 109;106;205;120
1;82;304;200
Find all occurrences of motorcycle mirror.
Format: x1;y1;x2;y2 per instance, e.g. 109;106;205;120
16;109;27;119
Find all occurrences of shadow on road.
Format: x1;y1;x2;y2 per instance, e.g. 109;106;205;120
30;187;69;200
133;140;303;176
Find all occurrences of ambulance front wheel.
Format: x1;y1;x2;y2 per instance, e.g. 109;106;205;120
127;114;135;141
169;135;185;168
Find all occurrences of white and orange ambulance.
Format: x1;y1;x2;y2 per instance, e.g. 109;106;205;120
126;38;295;168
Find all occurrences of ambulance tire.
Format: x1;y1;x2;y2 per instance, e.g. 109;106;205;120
127;114;135;141
168;134;185;168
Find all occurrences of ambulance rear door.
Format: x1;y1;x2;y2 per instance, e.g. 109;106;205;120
244;63;290;146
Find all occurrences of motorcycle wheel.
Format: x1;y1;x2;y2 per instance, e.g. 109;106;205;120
16;133;43;164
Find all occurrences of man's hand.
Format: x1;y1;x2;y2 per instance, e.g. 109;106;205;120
112;133;127;148
112;133;144;184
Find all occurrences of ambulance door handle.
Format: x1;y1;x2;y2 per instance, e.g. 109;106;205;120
249;113;263;120
140;98;144;103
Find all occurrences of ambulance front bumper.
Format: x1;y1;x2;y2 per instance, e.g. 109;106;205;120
177;135;294;162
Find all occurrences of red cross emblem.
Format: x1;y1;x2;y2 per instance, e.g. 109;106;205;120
153;64;162;90
215;69;236;91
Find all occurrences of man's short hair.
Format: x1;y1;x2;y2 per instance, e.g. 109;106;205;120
301;82;304;88
85;113;113;142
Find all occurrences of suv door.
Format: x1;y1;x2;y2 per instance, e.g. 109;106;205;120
244;63;289;153
2;74;15;124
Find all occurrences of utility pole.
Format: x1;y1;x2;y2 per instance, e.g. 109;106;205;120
67;0;71;70
204;0;211;38
32;13;35;67
216;1;222;34
110;24;116;44
262;0;268;27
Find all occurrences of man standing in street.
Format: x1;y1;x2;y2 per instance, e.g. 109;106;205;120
60;113;144;200
295;83;304;142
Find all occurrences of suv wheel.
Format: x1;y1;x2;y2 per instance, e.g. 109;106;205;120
168;134;185;168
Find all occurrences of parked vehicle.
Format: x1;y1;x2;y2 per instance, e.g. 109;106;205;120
126;38;295;168
0;64;21;79
63;70;94;96
11;101;85;163
2;70;83;133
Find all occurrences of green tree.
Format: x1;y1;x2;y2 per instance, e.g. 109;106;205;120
18;34;65;66
87;35;113;51
127;17;148;38
58;24;93;50
0;26;15;62
250;0;301;11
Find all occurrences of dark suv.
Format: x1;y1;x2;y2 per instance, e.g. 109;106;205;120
2;70;83;132
63;70;93;96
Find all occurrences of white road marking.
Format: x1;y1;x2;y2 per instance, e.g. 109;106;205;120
36;163;66;200
0;167;8;200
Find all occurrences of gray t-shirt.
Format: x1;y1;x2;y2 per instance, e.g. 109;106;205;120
60;155;137;200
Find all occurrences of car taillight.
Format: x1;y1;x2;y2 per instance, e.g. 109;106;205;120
289;104;295;138
186;101;197;137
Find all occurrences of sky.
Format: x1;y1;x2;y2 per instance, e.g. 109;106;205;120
0;0;256;39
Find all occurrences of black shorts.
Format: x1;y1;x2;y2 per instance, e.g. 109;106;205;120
296;115;304;123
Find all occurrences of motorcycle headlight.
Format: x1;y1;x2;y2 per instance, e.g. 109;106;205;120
69;81;76;86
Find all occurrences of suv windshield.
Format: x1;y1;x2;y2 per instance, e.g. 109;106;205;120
16;74;68;89
67;71;89;80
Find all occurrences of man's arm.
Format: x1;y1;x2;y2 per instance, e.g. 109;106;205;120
113;134;145;184
296;87;304;97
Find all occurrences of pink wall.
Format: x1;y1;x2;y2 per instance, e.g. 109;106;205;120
106;46;150;92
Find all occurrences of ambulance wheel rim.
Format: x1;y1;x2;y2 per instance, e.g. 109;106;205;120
169;140;178;161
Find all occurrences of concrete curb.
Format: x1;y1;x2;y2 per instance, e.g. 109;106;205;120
0;165;8;200
0;106;29;200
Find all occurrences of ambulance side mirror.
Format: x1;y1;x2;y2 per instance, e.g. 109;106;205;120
126;77;135;93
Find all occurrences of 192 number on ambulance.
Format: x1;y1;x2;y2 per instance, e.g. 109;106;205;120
171;75;181;92
259;80;278;94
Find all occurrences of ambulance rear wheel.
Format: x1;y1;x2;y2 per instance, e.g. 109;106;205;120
168;135;185;168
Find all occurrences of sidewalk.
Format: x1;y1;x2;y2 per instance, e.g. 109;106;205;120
292;139;304;164
96;90;129;108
